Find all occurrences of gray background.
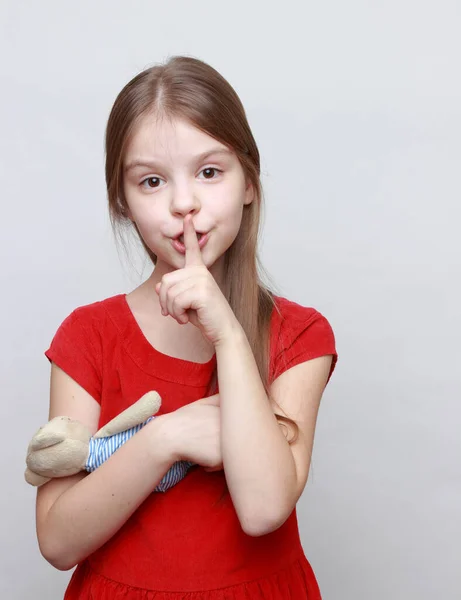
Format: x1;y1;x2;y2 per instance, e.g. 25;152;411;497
1;1;460;598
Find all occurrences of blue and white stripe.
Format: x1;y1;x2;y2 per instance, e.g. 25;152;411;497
86;416;193;492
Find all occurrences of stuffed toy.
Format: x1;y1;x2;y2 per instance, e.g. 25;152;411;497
24;391;193;493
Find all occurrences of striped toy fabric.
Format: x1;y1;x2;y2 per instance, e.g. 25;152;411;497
86;416;194;492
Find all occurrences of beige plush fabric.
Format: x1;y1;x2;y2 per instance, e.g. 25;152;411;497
24;391;162;486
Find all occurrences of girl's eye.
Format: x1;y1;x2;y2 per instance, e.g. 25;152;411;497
198;167;222;180
140;177;164;189
140;168;222;190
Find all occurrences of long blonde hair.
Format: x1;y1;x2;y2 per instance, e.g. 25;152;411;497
105;55;297;442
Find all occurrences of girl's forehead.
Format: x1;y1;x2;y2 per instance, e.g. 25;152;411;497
125;116;230;165
131;116;206;148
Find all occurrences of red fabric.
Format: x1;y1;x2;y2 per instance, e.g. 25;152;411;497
45;294;337;599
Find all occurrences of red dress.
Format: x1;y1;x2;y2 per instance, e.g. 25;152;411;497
45;293;337;599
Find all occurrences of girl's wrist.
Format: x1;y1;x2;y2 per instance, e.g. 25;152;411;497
145;414;181;465
214;316;245;350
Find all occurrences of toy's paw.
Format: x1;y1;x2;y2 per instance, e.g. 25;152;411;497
94;391;162;438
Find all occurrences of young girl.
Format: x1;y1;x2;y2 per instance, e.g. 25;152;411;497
36;55;337;599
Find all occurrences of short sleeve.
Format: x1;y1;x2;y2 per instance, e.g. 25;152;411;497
271;309;338;384
45;309;102;403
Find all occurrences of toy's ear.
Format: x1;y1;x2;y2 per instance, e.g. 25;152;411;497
28;430;66;451
94;391;162;438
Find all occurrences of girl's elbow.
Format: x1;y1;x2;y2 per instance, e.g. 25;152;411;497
241;520;278;537
233;484;297;536
240;508;290;537
38;537;78;571
49;557;77;572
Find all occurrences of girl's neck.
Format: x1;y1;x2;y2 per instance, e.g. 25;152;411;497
126;276;215;363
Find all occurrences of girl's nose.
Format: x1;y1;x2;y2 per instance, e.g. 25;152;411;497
170;189;201;218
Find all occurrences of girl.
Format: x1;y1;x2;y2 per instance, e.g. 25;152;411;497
36;55;337;599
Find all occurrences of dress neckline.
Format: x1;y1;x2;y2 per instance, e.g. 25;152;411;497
107;294;217;387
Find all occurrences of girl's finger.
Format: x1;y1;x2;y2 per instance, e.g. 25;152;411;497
166;281;192;324
184;214;204;268
170;288;195;325
159;276;174;316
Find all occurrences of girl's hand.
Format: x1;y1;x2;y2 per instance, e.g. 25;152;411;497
155;214;240;347
159;397;222;471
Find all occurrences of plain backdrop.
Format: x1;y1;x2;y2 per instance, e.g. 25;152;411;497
1;1;460;598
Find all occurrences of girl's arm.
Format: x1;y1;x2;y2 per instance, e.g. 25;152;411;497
215;326;332;537
36;364;177;571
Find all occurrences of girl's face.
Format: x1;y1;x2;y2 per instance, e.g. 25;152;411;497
123;115;253;283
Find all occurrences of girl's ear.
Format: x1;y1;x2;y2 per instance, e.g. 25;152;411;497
244;181;254;206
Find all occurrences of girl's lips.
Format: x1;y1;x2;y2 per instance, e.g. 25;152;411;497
171;232;209;254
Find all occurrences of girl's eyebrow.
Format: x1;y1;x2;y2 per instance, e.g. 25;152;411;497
125;148;233;173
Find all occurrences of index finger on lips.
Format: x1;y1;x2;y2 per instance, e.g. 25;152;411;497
184;214;204;268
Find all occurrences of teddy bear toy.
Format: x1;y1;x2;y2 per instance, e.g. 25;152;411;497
24;391;193;493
